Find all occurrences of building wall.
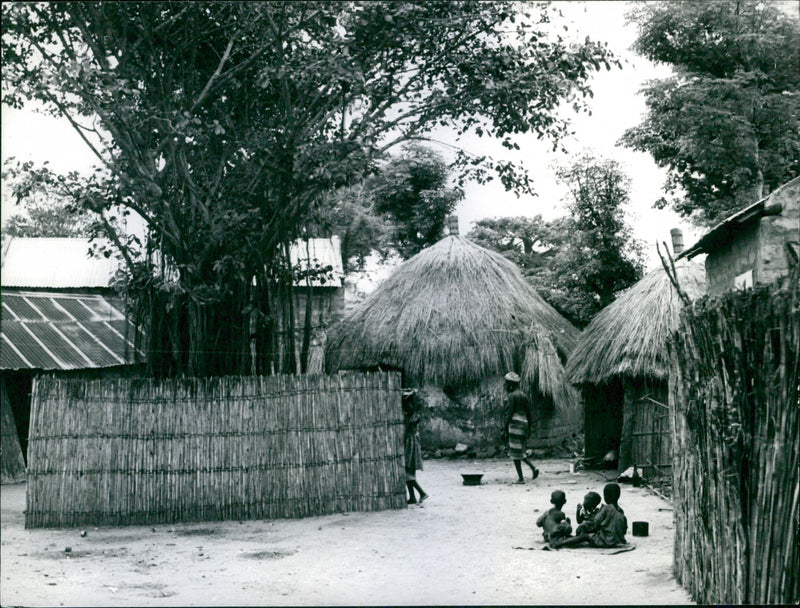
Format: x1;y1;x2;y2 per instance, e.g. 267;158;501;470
756;179;799;287
705;179;800;296
289;287;345;373
292;286;345;330
704;221;760;296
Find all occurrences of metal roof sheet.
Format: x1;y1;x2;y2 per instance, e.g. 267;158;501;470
1;291;141;370
289;236;344;287
0;237;121;288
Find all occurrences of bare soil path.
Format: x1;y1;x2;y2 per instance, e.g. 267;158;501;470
1;458;693;606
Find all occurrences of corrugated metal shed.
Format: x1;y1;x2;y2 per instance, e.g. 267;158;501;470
1;291;140;371
1;237;121;289
290;237;344;287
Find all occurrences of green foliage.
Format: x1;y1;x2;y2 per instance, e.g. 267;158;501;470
3;202;88;238
468;215;564;273
2;163;92;238
311;146;462;268
621;1;800;225
2;1;617;377
468;156;645;327
368;146;463;259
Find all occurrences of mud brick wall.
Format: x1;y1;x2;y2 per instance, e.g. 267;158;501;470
756;180;799;287
705;179;799;296
704;220;760;296
417;377;582;451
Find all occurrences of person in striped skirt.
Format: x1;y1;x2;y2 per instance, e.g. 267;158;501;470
502;372;539;484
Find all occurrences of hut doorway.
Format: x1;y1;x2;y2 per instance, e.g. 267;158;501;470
583;378;623;466
2;371;33;465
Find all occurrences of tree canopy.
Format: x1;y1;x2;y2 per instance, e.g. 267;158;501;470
621;1;800;225
468;155;644;328
2;1;617;377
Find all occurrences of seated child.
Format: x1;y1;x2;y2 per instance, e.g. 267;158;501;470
536;490;572;543
575;491;602;535
547;510;573;545
553;483;628;548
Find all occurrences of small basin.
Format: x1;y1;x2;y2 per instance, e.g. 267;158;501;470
461;473;484;486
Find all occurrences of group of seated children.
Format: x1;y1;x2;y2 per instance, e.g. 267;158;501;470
535;483;628;549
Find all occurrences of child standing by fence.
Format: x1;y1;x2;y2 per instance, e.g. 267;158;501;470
402;389;429;505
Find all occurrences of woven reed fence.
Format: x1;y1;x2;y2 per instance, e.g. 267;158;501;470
26;372;405;528
669;282;799;604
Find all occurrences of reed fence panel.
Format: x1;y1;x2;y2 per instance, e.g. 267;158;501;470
669;282;798;605
631;386;671;481
25;372;405;528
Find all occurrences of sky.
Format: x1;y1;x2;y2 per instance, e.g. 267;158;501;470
1;1;704;270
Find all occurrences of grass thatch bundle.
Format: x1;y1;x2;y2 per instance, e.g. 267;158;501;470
521;325;580;412
566;259;706;385
326;235;578;400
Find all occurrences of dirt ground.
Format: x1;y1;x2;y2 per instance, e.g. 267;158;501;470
1;458;693;606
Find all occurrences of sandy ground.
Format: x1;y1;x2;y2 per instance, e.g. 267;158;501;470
1;458;694;606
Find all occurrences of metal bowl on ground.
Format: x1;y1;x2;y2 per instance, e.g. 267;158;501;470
461;473;484;486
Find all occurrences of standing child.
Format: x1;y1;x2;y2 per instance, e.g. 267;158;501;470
402;389;429;505
536;490;572;543
554;483;627;548
503;372;539;483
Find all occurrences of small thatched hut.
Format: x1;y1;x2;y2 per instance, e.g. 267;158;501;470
325;219;580;451
566;237;706;477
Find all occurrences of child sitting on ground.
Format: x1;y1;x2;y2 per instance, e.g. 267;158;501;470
575;491;602;535
536;490;573;543
553;483;627;548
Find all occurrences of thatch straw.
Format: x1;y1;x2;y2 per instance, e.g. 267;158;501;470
521;326;580;412
326;235;578;397
566;259;706;385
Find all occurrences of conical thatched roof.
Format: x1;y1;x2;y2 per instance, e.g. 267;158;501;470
326;235;579;395
566;259;706;385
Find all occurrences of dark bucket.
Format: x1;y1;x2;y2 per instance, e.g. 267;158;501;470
461;473;484;486
632;521;649;536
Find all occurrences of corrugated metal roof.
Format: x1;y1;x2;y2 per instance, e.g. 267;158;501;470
289;236;344;287
0;237;121;288
1;290;141;371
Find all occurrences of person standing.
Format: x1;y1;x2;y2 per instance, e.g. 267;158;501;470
402;389;429;504
503;371;539;484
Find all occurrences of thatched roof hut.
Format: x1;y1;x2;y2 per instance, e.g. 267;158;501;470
326;232;581;449
327;234;577;388
566;257;706;474
567;259;706;385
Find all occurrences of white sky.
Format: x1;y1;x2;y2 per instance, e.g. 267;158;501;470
1;1;705;269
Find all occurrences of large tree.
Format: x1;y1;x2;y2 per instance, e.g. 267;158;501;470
468;156;644;328
621;1;800;225
319;145;463;268
467;215;564;276
2;1;617;377
2;194;91;238
367;145;463;259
